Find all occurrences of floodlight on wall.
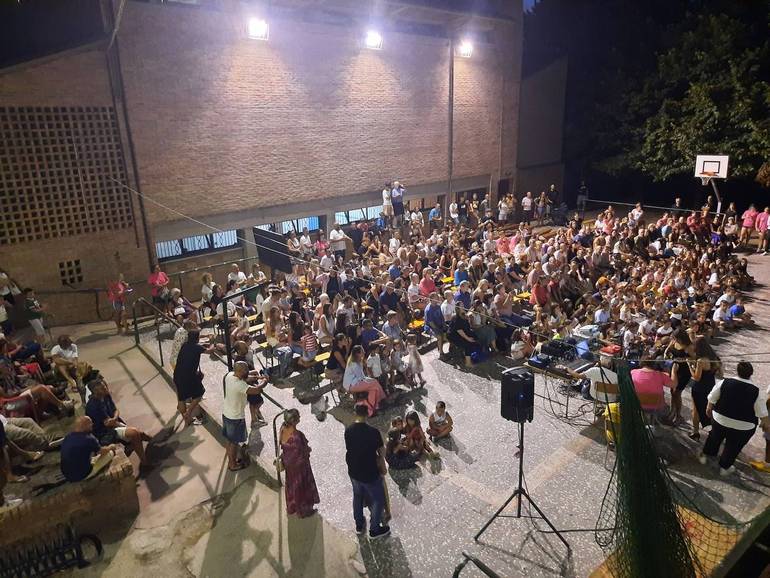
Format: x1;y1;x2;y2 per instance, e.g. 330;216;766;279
365;30;383;50
458;40;473;58
247;18;269;41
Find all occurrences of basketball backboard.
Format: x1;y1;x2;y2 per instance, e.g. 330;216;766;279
694;155;729;179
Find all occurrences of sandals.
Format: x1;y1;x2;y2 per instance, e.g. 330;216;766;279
228;461;248;472
26;451;44;463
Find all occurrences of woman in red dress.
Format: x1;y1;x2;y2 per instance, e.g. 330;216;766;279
279;409;319;517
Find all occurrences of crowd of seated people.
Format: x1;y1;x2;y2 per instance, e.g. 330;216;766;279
130;192;763;451
86;188;767;486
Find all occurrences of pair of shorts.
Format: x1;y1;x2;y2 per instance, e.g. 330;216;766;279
28;318;45;336
222;415;247;444
112;301;125;312
301;352;316;362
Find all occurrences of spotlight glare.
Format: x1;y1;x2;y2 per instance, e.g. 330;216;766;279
247;18;269;41
458;40;473;58
365;30;383;50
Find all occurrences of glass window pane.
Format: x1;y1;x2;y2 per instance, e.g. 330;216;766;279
156;240;182;260
348;209;364;222
212;230;238;248
181;235;210;252
334;212;348;225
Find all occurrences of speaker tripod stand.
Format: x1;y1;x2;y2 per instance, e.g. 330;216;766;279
474;420;570;550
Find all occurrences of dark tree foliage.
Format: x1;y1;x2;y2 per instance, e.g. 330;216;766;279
525;0;770;187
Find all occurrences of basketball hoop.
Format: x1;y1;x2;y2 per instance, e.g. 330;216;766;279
699;171;717;186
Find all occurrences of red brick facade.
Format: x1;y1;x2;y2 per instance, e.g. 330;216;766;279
116;2;520;226
0;1;521;323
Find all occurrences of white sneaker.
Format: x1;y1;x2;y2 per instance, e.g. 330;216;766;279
697;453;708;465
1;497;23;510
719;465;736;477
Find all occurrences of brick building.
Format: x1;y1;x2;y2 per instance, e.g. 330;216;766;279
0;0;522;323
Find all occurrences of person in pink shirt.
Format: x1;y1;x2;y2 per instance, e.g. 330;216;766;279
148;264;170;309
739;204;758;248
496;233;510;255
418;268;437;297
754;206;769;255
631;360;676;414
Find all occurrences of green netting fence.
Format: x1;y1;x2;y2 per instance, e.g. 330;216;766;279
595;362;763;578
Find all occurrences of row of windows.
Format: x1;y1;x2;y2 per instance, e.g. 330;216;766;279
156;196;446;260
156;230;240;261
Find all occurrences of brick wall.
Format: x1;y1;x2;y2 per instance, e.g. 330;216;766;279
0;2;521;324
0;452;139;549
0;46;150;325
117;2;520;228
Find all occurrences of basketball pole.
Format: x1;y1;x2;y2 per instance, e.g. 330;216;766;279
710;179;722;216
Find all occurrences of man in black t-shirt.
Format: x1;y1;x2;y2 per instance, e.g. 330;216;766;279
344;404;390;539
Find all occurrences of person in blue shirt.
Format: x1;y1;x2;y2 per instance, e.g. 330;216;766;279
60;416;115;483
453;261;469;287
428;203;442;231
360;319;386;352
86;380;152;468
388;263;401;280
424;293;447;357
454;280;472;310
378;282;400;317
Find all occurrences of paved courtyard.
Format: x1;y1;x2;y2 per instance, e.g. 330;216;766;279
125;254;770;577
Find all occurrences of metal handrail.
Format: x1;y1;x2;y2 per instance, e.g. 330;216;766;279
133;296;285;482
36;254;261;325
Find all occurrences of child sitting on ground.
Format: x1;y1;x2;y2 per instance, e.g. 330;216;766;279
404;334;426;387
404;410;438;459
426;401;453;441
385;417;418;470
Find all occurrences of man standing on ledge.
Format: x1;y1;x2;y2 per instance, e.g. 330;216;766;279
699;361;770;476
329;222;350;263
345;404;390;539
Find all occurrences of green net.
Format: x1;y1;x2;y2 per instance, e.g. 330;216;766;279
594;362;761;578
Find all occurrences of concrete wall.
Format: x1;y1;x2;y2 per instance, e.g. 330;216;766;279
516;57;567;196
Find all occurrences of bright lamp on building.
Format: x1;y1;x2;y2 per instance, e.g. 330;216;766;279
458;40;473;58
247;18;269;41
365;30;383;50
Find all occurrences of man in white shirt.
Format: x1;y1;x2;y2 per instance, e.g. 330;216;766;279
565;360;619;403
521;192;534;224
51;335;90;391
700;362;770;476
299;227;314;259
388;231;402;257
329;223;349;262
222;362;267;471
441;290;456;322
228;264;247;287
449;201;459;224
382;183;394;225
319;248;335;272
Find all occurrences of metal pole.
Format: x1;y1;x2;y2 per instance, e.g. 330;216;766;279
156;318;164;366
132;302;139;347
223;299;233;371
446;38;455;220
177;272;183;296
